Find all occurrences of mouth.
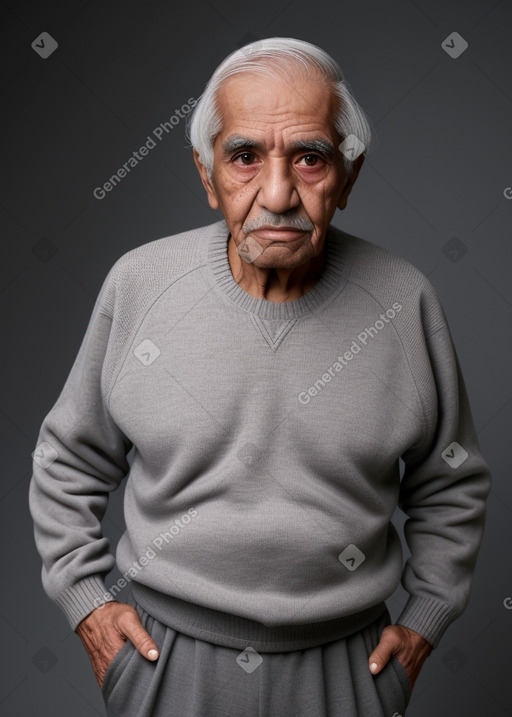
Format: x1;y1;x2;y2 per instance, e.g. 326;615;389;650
249;227;309;242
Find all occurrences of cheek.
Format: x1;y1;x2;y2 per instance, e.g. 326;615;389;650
216;181;258;226
215;169;253;200
232;179;262;204
300;163;344;198
299;178;341;221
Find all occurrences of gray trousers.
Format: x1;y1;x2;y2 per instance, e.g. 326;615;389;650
102;593;411;716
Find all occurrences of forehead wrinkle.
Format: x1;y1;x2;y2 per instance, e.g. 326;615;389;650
218;107;338;155
219;68;330;119
218;75;337;129
216;79;339;157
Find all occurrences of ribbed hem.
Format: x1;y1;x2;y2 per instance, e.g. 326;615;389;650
131;582;387;653
206;220;349;319
55;575;115;630
396;596;456;648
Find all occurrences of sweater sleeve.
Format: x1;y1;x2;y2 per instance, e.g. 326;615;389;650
29;263;132;630
395;306;491;648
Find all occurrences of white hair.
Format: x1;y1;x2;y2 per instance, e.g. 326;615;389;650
187;37;372;178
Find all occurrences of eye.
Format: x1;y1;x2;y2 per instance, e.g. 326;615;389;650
297;154;325;167
232;151;257;165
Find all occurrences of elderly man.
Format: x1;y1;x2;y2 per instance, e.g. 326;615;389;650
30;37;490;716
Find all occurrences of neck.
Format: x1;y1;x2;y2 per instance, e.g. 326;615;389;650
227;236;326;302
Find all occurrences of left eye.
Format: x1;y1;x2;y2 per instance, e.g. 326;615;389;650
233;152;257;165
298;154;323;167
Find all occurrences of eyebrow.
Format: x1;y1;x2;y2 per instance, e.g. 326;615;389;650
221;134;336;159
221;135;263;157
292;139;335;158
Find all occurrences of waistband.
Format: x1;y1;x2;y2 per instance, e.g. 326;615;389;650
131;582;388;653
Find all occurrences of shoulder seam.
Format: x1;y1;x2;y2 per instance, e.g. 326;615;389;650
105;262;209;410
345;276;430;431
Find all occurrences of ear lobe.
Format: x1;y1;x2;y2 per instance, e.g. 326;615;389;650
337;153;365;210
193;149;219;210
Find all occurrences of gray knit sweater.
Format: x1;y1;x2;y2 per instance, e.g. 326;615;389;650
29;219;491;651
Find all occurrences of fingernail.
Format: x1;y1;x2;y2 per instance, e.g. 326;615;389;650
370;662;378;673
148;649;159;659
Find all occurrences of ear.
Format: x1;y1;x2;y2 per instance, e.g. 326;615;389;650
193;149;219;210
337;153;365;210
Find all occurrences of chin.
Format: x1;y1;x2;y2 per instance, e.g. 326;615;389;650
253;252;307;270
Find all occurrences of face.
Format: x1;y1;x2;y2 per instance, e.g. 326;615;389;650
193;70;364;269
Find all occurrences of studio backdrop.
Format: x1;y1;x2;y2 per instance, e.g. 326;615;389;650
1;0;511;715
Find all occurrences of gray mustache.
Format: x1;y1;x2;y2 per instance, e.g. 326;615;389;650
243;211;314;234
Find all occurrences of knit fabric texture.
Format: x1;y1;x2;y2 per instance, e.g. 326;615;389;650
29;219;491;649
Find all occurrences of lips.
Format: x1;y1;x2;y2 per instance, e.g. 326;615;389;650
250;227;308;242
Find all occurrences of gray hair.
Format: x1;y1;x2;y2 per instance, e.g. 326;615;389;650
187;37;372;178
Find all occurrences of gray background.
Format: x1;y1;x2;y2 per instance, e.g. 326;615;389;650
2;0;511;714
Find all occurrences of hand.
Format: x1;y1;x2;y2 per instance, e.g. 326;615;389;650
75;601;159;689
368;625;432;691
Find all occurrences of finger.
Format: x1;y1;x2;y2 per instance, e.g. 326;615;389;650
117;611;159;661
368;628;400;675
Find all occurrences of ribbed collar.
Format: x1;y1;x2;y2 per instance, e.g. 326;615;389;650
206;219;348;320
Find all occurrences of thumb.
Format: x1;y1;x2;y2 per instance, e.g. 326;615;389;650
368;627;399;676
120;611;159;662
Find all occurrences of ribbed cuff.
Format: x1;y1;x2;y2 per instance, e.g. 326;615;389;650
55;576;116;630
396;595;457;648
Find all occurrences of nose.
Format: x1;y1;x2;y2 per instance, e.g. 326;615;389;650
256;158;300;214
